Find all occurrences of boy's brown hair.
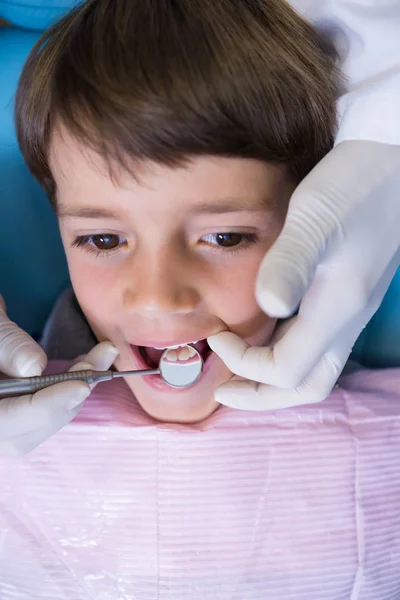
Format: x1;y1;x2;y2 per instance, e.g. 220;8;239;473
15;0;340;204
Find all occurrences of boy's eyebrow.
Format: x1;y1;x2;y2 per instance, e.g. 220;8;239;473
57;205;122;219
57;197;275;219
191;197;275;214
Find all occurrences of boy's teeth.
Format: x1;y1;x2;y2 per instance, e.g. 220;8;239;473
165;349;178;361
164;346;197;362
154;341;199;350
154;345;179;350
179;346;196;360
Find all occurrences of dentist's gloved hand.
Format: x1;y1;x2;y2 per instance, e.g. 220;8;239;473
208;141;400;410
0;295;119;455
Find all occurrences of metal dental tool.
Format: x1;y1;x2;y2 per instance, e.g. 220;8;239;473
0;345;203;399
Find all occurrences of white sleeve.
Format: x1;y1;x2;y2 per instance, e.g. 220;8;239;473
288;0;400;145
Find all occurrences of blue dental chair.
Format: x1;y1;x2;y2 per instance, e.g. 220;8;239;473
0;1;399;367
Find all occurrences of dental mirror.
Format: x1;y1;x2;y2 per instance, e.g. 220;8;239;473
158;345;203;388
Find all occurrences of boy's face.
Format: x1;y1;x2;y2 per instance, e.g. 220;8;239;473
52;130;294;423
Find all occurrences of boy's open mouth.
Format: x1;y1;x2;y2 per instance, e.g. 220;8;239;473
138;340;212;369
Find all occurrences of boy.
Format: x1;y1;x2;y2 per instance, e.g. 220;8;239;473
15;0;339;424
2;2;400;599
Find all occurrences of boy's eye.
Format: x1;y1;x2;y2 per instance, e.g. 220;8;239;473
201;232;257;249
211;233;242;247
71;233;126;255
89;234;120;250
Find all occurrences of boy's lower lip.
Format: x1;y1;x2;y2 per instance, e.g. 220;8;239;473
129;344;216;392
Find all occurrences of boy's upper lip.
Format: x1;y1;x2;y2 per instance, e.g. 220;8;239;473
129;337;207;348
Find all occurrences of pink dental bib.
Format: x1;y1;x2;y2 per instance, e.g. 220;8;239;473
0;362;400;600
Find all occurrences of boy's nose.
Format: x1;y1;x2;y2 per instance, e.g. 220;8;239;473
122;256;201;317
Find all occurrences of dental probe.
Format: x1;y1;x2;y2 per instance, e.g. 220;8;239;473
0;367;160;399
0;345;204;398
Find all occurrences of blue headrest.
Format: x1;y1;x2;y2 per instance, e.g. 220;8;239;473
352;270;400;369
0;0;80;31
0;26;70;338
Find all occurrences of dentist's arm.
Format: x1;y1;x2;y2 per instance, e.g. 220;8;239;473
0;295;118;454
290;0;400;146
207;0;400;410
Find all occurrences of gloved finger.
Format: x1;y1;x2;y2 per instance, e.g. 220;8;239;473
0;342;119;443
0;298;47;377
0;361;95;442
212;318;297;378
207;331;275;383
213;316;360;411
10;343;121;451
0;379;90;441
71;341;119;374
0;401;83;456
260;296;350;388
213;336;351;411
254;143;367;320
208;296;361;392
208;324;330;389
266;315;297;347
213;356;339;410
2;343;120;454
264;255;399;388
72;354;88;364
255;216;324;319
69;359;96;372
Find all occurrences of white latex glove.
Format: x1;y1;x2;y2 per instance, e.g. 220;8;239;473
208;141;400;410
0;295;119;455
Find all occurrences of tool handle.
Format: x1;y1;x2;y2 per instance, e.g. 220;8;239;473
0;370;98;399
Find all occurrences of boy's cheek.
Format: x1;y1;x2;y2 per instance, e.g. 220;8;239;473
66;263;118;342
216;279;277;343
79;303;116;344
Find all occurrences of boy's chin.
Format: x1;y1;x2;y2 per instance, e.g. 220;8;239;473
124;377;221;424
